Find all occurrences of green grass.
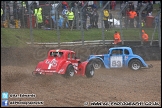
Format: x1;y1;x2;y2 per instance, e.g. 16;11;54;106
1;27;159;47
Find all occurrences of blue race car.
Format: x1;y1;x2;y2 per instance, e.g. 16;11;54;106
87;47;153;71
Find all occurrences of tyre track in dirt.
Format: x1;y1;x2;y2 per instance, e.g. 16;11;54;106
1;61;161;107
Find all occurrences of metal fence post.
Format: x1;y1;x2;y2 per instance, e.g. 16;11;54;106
74;3;79;30
158;9;161;47
29;2;34;46
4;1;6;21
55;2;61;48
52;1;57;30
80;1;88;46
22;5;25;28
119;2;128;45
150;10;161;46
101;1;110;46
139;3;149;45
50;6;52;29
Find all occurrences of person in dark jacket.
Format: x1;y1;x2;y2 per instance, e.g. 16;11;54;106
19;6;27;28
88;8;94;29
31;1;37;12
82;8;89;30
92;8;99;28
146;1;153;16
13;6;21;20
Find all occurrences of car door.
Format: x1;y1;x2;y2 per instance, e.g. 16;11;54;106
109;49;124;68
68;52;78;73
123;49;130;67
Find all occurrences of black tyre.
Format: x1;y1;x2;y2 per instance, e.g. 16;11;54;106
85;63;95;78
92;59;103;69
63;64;75;78
129;59;141;71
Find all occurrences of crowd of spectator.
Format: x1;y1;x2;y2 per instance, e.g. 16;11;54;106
1;1;160;29
121;1;155;28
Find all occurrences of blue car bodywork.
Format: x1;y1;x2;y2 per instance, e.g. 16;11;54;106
88;47;153;70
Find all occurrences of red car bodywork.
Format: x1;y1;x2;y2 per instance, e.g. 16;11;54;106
33;49;92;77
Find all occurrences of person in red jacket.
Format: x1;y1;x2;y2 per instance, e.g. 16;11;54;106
111;1;116;10
128;9;137;28
142;30;149;42
113;31;121;44
62;1;68;9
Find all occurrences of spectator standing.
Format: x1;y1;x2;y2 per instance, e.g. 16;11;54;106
111;1;116;10
4;4;10;28
128;9;137;28
13;6;21;28
34;7;43;28
67;8;75;29
70;1;75;12
88;1;94;8
62;1;68;10
88;8;94;29
113;31;121;45
92;8;99;28
24;1;28;12
128;2;134;11
31;1;37;13
20;1;27;28
13;1;18;24
146;1;153;16
6;4;10;20
13;1;17;11
62;6;68;29
82;8;89;30
141;19;146;28
136;2;142;12
44;16;51;28
103;8;109;31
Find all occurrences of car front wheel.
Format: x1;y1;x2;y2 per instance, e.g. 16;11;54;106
129;60;141;71
92;59;103;69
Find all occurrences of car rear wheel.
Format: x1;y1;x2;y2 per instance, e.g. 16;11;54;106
63;64;75;78
85;63;95;78
129;59;141;71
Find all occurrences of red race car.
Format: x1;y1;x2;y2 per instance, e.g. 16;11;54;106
32;49;94;78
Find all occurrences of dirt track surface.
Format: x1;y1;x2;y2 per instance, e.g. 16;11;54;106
1;47;161;107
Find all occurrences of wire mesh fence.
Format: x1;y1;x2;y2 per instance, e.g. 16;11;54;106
1;1;161;47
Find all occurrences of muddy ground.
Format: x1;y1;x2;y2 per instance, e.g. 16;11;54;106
1;47;161;107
